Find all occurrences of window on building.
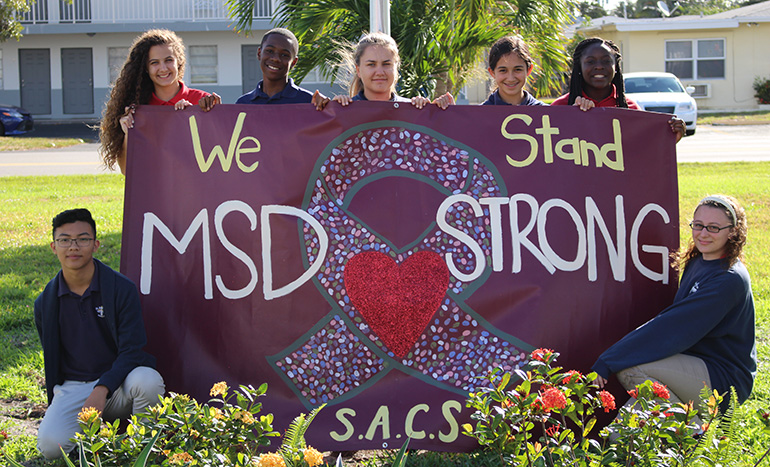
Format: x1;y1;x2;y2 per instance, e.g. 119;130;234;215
189;45;218;84
108;47;129;85
665;39;725;80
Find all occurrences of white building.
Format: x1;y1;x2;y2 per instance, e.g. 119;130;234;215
0;0;343;120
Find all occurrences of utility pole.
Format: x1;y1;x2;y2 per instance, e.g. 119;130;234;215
370;0;391;35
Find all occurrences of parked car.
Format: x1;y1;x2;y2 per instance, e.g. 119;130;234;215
624;72;697;136
0;104;34;136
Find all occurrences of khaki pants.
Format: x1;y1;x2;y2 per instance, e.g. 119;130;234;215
617;354;711;424
37;366;164;459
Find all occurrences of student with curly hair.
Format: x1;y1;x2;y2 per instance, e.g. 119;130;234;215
99;29;219;174
593;195;756;413
553;37;685;142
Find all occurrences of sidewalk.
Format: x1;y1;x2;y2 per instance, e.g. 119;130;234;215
2;123;769;177
19;120;100;142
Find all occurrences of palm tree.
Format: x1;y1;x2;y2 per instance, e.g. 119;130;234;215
225;0;571;98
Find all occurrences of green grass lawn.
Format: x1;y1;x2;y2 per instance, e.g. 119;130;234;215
1;167;768;465
0;137;87;152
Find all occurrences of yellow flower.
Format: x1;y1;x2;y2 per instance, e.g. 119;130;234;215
210;381;228;397
210;407;225;420
240;411;255;425
77;407;101;424
255;452;286;467
303;447;324;467
170;393;191;403
169;452;194;465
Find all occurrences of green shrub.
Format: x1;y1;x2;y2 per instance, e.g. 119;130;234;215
753;76;770;105
463;348;770;466
69;382;277;466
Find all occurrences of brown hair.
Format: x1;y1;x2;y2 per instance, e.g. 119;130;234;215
98;29;186;170
488;36;533;72
673;194;748;270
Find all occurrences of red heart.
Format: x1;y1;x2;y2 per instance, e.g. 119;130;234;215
344;251;449;358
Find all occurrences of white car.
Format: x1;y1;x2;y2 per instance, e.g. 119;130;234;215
624;72;697;136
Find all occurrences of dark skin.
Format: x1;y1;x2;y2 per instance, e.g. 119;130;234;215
576;42;686;143
258;34;298;98
200;34;326;111
580;42;617;102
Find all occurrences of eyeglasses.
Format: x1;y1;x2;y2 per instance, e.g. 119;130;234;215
689;222;733;233
55;237;94;248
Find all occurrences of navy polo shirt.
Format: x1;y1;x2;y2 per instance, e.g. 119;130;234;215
352;90;411;102
481;89;547;106
236;78;313;104
58;264;117;382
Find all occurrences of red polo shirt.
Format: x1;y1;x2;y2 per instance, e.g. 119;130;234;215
148;80;209;106
551;85;640;109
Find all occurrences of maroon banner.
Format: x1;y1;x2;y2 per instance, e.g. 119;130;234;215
121;103;679;451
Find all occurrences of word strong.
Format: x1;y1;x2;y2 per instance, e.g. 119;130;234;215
437;194;671;284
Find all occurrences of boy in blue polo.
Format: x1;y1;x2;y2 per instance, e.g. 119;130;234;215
35;208;164;458
200;28;323;110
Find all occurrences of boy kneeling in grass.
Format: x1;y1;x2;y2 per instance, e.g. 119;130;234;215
35;208;164;459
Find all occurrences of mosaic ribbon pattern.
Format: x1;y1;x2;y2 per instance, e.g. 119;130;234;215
271;123;534;407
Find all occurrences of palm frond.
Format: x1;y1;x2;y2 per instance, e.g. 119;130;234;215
225;0;257;34
279;404;326;460
228;0;573;98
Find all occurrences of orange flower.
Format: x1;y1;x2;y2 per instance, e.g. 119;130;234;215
627;388;638;399
209;407;225;420
77;407;101;424
544;424;560;438
210;381;228;397
303;447;324;467
255;452;286;467
564;370;582;384
541;387;568;411
598;390;616;413
652;382;670;399
169;452;194;465
530;348;554;362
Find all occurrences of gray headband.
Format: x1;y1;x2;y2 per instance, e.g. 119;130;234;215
700;196;737;224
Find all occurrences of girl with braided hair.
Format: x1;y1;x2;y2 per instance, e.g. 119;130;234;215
99;29;219;174
553;37;685;141
553;37;638;109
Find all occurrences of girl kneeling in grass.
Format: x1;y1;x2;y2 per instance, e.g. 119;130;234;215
593;195;756;417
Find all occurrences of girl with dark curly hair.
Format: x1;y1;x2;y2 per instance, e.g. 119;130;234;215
593;195;756;415
99;29;219;174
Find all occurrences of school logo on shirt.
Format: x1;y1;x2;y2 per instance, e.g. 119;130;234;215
689;282;700;295
95;306;105;318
